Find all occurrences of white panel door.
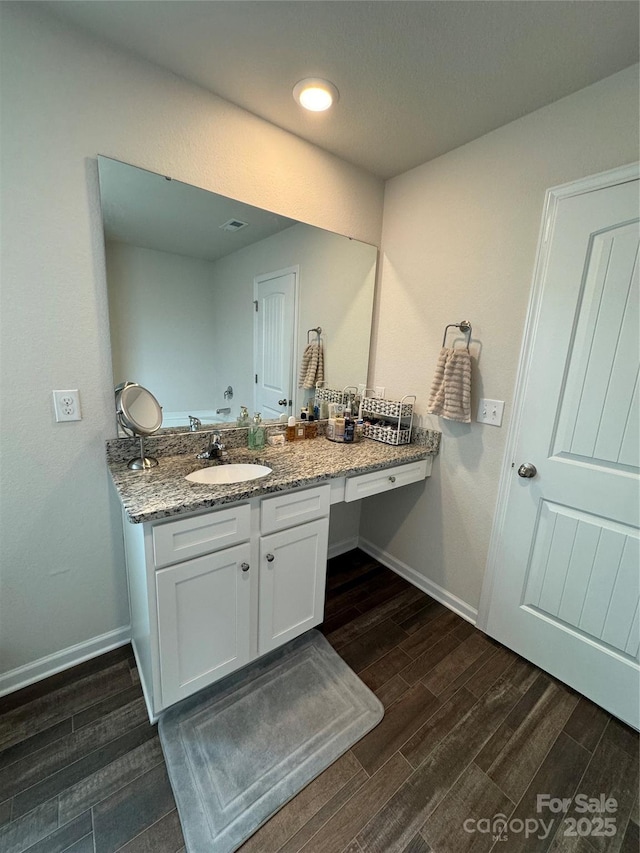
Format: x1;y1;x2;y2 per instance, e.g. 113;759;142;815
156;543;251;708
254;268;296;420
482;168;639;729
258;518;329;655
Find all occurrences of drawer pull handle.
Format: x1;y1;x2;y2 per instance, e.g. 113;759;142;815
388;475;396;483
240;562;250;572
266;553;275;562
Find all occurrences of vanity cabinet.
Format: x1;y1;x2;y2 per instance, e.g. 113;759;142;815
118;456;433;722
124;484;331;721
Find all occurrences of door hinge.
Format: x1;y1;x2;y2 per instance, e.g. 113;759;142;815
255;374;258;384
254;300;258;312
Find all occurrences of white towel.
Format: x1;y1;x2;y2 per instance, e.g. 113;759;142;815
298;341;325;389
427;347;472;423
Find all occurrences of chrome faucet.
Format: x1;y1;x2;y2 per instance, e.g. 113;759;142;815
196;432;227;461
188;415;202;432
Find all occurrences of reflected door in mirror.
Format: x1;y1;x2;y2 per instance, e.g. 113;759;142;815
254;268;296;419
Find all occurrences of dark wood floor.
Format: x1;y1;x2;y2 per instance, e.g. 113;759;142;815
0;550;637;853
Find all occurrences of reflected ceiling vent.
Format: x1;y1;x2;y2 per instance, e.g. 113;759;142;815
219;218;249;232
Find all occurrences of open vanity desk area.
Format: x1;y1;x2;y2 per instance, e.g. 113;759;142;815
107;428;441;722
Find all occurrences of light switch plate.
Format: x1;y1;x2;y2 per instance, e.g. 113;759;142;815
477;398;504;427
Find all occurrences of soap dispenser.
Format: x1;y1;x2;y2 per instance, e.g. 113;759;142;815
248;412;265;450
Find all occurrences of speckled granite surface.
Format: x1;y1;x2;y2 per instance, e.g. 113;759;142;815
106;424;441;464
108;435;440;524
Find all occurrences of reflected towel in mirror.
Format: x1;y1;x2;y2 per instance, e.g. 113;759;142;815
298;341;325;389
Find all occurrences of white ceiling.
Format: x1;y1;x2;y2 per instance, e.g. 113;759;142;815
48;1;639;179
98;156;297;261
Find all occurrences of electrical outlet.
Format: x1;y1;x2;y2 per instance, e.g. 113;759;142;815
375;386;385;399
53;389;82;422
477;398;504;427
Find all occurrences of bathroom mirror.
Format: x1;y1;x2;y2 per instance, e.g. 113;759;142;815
98;156;377;432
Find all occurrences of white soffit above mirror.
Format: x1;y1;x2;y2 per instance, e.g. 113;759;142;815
98;156;298;262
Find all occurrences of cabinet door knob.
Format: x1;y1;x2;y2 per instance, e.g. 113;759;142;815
266;553;275;562
240;562;250;572
388;475;396;483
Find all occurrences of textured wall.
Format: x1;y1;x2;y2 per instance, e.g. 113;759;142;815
361;65;640;612
107;242;222;414
0;3;383;678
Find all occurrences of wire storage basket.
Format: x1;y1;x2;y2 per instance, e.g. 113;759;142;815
361;395;415;446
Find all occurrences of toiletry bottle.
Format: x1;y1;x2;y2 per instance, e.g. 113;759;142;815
237;405;249;427
286;415;297;442
248;413;265;450
305;414;317;439
344;412;355;442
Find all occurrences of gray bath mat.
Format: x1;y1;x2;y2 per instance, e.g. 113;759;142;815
158;629;383;853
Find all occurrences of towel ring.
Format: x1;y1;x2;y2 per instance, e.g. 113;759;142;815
307;326;322;344
442;320;472;350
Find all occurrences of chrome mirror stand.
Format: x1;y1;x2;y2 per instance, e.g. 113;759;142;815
127;435;159;470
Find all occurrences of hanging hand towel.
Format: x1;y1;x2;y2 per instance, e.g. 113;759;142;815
427;347;472;423
298;342;325;389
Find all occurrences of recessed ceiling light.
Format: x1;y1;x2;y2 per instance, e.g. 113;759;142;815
293;78;339;112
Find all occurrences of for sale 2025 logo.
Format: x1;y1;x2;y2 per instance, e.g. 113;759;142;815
463;793;618;842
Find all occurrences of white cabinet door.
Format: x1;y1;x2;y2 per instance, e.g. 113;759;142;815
156;543;251;709
258;518;329;655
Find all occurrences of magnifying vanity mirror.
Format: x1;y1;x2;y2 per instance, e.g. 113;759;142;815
98;156;378;433
115;382;163;469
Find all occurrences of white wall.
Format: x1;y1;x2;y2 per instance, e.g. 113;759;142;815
107;242;227;415
209;223;377;411
361;65;639;615
0;3;383;683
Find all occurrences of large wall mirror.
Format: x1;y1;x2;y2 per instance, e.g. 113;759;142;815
98;156;378;431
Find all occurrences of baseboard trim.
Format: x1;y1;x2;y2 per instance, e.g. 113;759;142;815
358;537;478;624
328;536;360;560
0;625;132;698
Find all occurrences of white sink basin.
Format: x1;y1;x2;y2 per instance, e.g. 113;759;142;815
186;464;272;485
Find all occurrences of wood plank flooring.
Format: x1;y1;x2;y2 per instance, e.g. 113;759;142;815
0;549;637;853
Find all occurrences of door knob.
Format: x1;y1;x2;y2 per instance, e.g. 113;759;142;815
517;462;537;479
266;553;275;562
388;476;396;483
278;399;288;406
240;562;250;572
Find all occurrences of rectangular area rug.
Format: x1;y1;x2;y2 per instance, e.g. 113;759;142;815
158;629;384;853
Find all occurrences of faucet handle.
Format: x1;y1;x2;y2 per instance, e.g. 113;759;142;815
188;415;202;431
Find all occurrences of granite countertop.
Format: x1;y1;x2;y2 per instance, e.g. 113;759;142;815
108;436;438;524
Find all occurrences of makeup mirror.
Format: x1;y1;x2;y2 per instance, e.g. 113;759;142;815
115;382;163;469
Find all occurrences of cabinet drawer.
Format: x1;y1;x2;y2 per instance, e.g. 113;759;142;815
261;484;330;535
152;504;251;568
344;459;430;502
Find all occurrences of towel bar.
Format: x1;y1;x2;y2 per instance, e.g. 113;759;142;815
442;320;472;350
